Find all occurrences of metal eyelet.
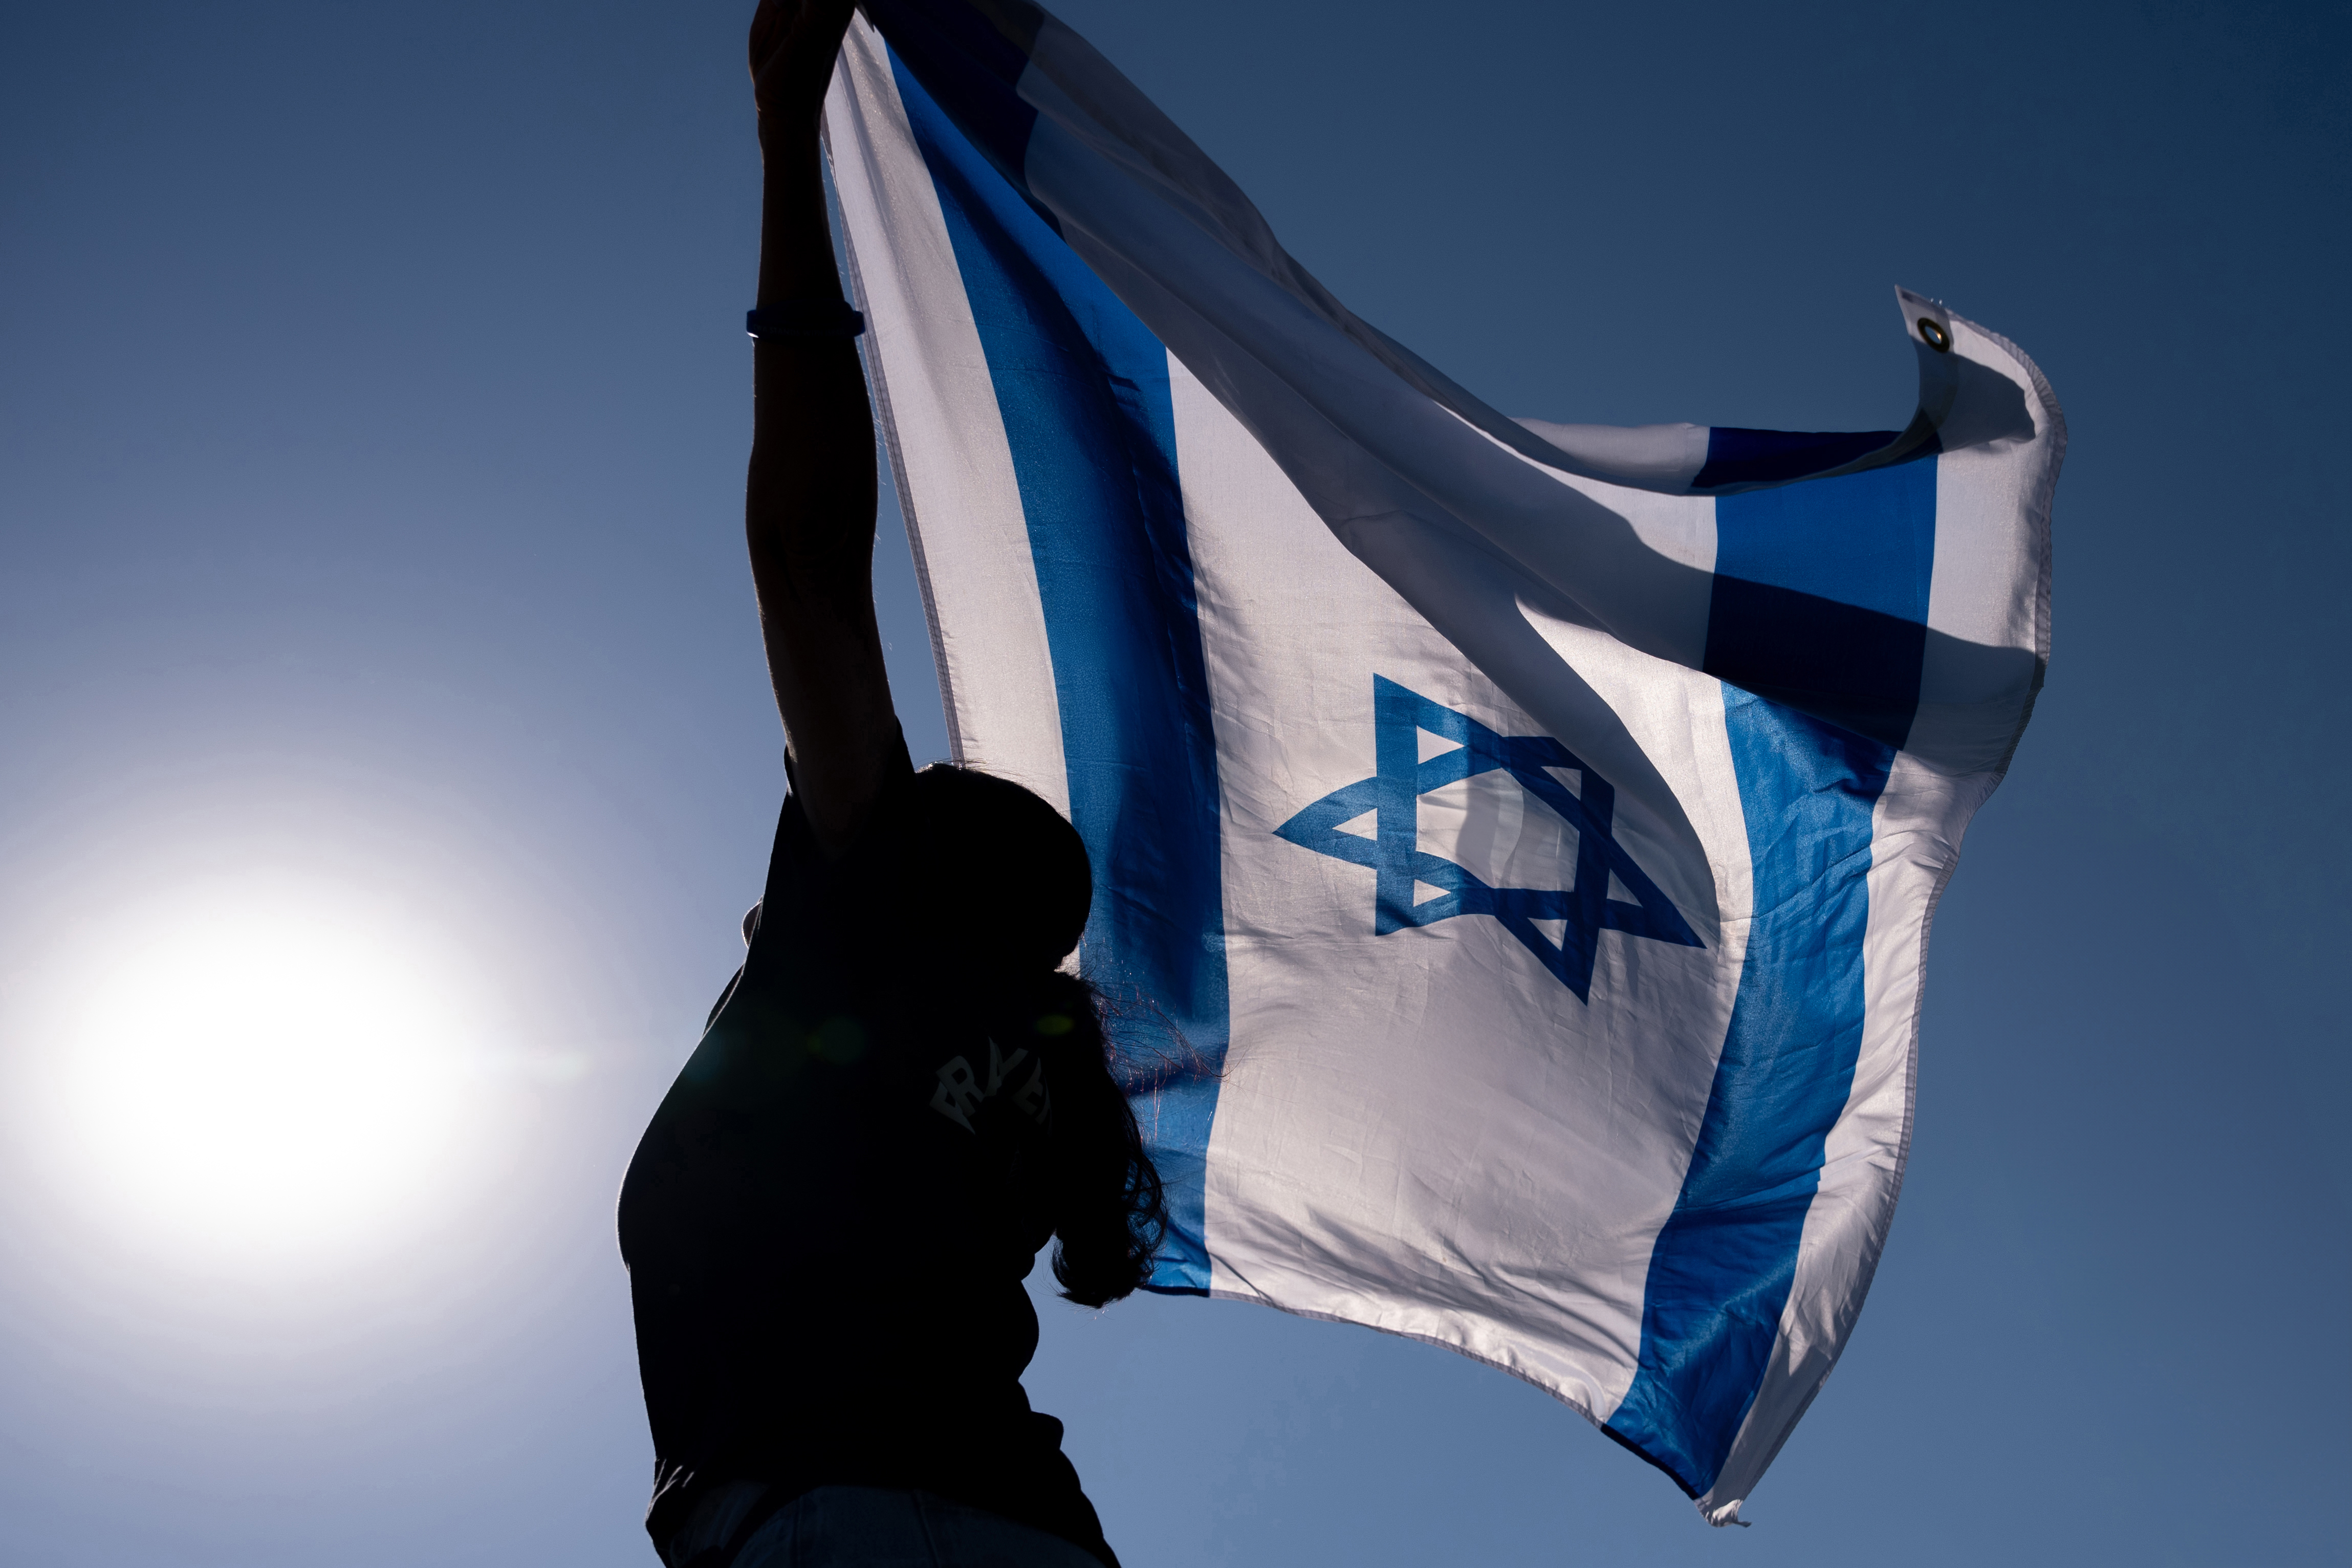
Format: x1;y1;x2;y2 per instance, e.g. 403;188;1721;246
1918;317;1952;353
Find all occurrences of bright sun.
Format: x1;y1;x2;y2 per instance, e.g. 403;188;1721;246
51;884;486;1256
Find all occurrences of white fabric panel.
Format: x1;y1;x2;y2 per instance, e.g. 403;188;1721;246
1172;353;1754;1428
823;19;1069;806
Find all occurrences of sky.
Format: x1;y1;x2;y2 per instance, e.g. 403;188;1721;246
2;1;2346;1564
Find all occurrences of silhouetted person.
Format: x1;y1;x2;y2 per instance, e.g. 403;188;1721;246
617;5;1165;1564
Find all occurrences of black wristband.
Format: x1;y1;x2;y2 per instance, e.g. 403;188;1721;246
746;301;866;340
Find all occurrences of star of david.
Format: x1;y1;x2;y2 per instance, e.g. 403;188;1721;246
1274;677;1702;1001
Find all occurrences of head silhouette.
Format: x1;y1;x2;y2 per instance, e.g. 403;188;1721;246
906;763;1093;978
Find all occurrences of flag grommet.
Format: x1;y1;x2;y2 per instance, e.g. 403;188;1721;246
1917;317;1952;353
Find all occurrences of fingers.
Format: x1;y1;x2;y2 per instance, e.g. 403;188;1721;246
748;0;788;79
749;0;856;75
750;0;859;119
790;0;859;81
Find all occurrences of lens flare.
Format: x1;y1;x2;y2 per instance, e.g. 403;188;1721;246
49;885;486;1256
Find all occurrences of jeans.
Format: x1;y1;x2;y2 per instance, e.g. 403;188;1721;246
665;1483;1107;1568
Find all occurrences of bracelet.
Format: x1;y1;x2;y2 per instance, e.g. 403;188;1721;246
746;301;866;340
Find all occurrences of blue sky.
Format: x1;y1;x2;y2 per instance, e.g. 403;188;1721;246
2;2;2345;1563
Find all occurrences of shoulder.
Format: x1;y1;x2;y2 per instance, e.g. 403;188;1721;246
763;726;920;910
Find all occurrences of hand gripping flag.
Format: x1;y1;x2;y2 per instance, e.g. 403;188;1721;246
821;0;2062;1525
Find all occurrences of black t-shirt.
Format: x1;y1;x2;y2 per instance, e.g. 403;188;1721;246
617;741;1117;1566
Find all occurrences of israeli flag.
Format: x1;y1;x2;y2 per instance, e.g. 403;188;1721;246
823;0;2062;1524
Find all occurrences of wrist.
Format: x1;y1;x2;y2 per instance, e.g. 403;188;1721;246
747;301;863;338
756;102;825;153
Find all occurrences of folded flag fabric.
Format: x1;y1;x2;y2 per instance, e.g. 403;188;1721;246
821;0;2063;1525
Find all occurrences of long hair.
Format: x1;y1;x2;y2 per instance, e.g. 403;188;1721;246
907;763;1167;1308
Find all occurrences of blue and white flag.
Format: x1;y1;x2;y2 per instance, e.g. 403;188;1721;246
823;0;2062;1523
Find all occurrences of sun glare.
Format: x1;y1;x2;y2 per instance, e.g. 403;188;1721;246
49;884;488;1258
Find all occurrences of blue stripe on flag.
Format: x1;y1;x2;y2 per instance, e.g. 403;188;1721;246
889;51;1232;1293
1701;459;1939;750
1604;465;1934;1494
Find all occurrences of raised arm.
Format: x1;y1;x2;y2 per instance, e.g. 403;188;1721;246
745;0;895;857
